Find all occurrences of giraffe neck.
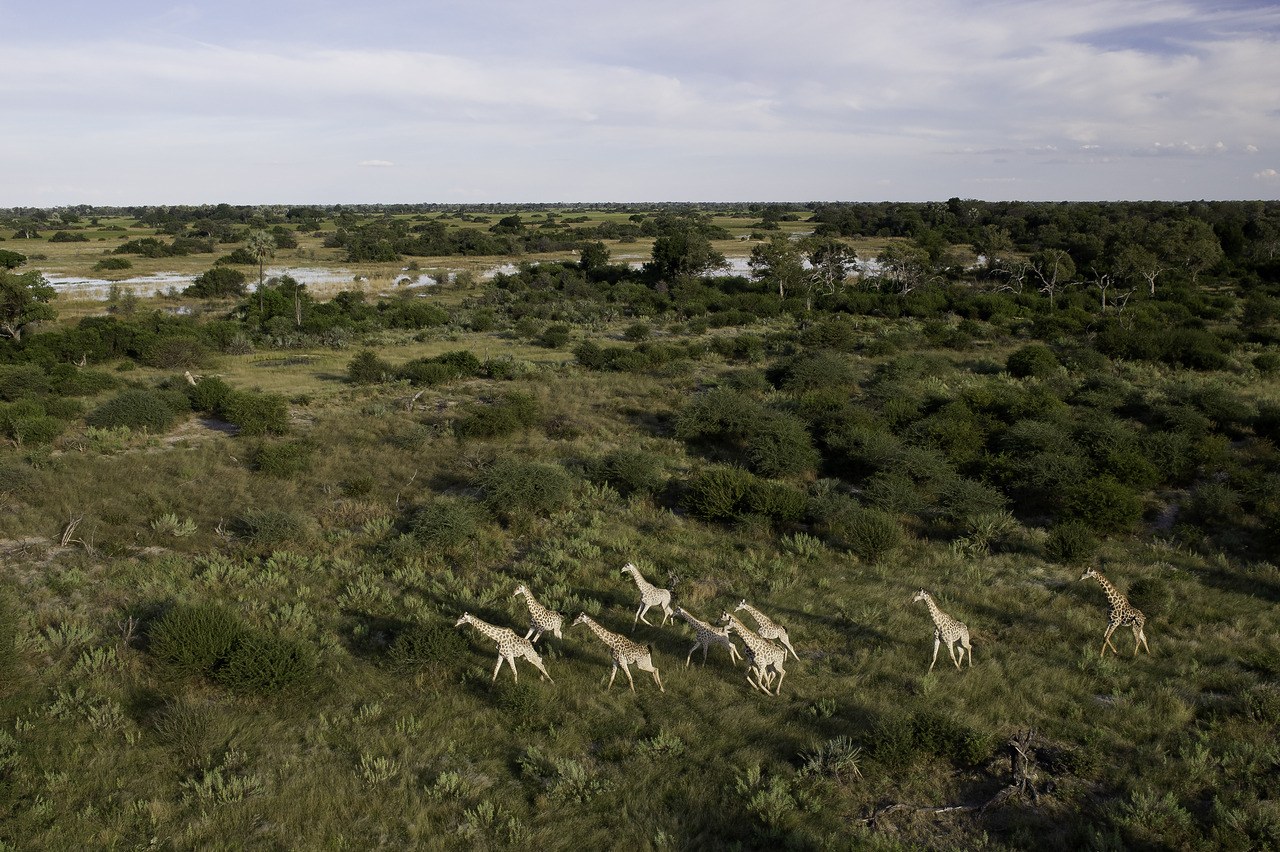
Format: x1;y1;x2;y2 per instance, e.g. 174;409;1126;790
676;610;709;631
923;596;949;628
628;571;656;594
1091;572;1127;608
465;615;506;642
726;613;767;652
580;615;619;647
740;603;774;628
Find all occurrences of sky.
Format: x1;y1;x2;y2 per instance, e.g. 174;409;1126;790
3;0;1279;205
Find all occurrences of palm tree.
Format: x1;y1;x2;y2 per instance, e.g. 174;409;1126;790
244;230;277;313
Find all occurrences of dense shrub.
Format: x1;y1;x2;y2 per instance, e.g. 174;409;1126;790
93;257;133;271
821;504;902;563
387;621;468;674
1044;520;1100;563
1007;344;1060;378
537;324;572;348
1060;475;1143;533
149;604;247;678
185;267;247;298
397;350;483;385
143;336;211;369
589;449;665;497
410;496;486;550
188;377;232;412
0;365;50;401
481;458;573;518
47;366;117;397
683;466;756;521
215;633;316;694
347;350;394;384
744;413;820;478
219;390;289;436
86;388;182;433
236;508;310;545
455;391;541;440
250;440;313;477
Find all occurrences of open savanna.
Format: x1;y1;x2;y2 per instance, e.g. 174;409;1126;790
1;200;1279;850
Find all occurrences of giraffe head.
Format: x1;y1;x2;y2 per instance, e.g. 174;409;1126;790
734;599;748;612
620;562;638;577
454;613;471;628
911;589;930;604
571;612;591;628
718;611;735;630
673;605;686;618
512;583;528;598
1079;567;1100;582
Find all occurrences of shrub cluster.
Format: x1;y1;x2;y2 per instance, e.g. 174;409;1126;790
86;388;187;433
481;458;573;518
150;603;315;694
455;391;541;440
682;465;807;527
588;448;665;497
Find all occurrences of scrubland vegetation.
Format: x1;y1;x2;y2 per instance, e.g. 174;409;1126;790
0;200;1279;849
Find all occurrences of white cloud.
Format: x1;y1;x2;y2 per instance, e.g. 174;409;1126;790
358;160;394;168
1256;169;1279;180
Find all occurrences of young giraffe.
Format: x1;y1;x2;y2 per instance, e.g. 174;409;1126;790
734;600;799;662
512;583;564;644
620;562;674;630
720;611;787;696
571;613;665;693
673;605;741;668
912;590;973;673
454;613;553;683
1080;566;1151;657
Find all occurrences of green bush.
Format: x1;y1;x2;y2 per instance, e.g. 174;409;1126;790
47;366;117;397
387;621;468;674
623;322;651;342
143;336;211;369
537;324;572;348
185;267;247;298
410;496;486;550
1044;520;1099;563
823;505;902;563
219;390;289;436
347;350;394;384
1186;482;1242;528
149;604;247;679
188;377;232;413
93;257;133;271
250;440;313;477
744;413;820;478
455;391;541;440
7;414;63;446
236;508;310;545
215;633;316;694
684;466;756;522
481;458;573;518
589;448;665;497
1006;344;1060;378
1253;352;1280;374
86;388;181;433
1060;475;1143;533
0;364;50;400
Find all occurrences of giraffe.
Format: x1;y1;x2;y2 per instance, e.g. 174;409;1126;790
734;600;799;662
620;562;673;630
673;605;741;668
912;590;973;673
454;613;553;683
571;613;665;693
720;611;787;696
512;583;564;644
1080;566;1150;657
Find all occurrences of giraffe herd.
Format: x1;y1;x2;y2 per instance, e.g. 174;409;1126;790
457;560;1152;696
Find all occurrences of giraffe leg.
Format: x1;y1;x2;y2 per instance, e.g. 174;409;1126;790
1101;623;1119;657
607;663;619;690
686;643;698;668
621;661;636;693
524;626;535;640
949;640;962;669
964;637;973;667
526;653;553;683
660;604;672;626
508;655;518;683
929;636;941;673
639;656;663;692
772;667;786;696
493;655;506;682
1134;625;1150;656
747;667;764;692
702;642;709;666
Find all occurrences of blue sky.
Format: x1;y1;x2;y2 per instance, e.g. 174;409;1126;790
3;0;1278;204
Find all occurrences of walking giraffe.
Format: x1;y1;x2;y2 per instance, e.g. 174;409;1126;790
455;613;553;683
720;611;787;696
912;590;973;673
571;613;665;693
620;562;674;630
1080;566;1151;657
734;600;799;661
673;605;741;668
512;583;564;643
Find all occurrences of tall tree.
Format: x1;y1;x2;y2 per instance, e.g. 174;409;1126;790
749;235;806;303
244;229;277;313
0;270;56;342
804;237;857;303
645;230;726;282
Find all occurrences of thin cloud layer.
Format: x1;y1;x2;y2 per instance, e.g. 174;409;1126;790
2;0;1277;203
